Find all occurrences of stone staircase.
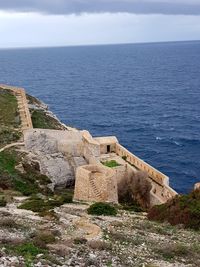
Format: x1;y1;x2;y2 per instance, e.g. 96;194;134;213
89;176;102;201
13;89;33;131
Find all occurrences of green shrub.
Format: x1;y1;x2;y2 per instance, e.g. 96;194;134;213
122;203;143;212
101;160;120;168
148;189;200;230
87;202;117;216
33;231;56;248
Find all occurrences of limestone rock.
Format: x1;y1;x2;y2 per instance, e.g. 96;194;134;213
39;153;74;189
25;130;57;154
194;182;200;190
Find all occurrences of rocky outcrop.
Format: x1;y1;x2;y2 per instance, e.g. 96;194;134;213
39;153;74;189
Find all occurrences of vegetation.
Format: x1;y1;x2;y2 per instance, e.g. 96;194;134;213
0;89;19;128
4;242;47;266
0;149;51;196
0;89;21;148
31;110;64;130
148;188;200;230
32;231;56;249
87;202;117;216
101;160;120;168
18;190;73;215
121;202;143;212
0;197;7;207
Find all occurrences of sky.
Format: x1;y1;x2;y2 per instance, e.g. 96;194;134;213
0;0;200;48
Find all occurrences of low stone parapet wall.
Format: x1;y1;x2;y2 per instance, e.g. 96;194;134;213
116;143;168;186
116;143;177;202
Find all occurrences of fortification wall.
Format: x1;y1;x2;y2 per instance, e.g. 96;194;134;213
73;164;118;203
116;143;169;186
115;143;177;202
24;129;84;156
82;131;101;162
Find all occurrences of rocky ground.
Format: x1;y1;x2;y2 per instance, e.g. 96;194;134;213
0;199;200;267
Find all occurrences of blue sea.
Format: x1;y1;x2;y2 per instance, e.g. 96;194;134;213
0;41;200;193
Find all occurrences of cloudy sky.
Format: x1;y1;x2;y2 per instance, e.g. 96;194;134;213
0;0;200;48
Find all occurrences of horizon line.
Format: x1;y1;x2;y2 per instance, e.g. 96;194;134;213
0;39;200;50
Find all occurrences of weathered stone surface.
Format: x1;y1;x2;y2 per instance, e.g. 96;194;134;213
39;153;74;189
194;182;200;190
25;130;57;154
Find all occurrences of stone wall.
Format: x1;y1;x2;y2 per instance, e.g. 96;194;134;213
73;164;118;203
82;131;101;162
94;136;118;154
115;144;177;203
24;129;84;156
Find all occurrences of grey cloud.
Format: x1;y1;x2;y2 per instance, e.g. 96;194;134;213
1;0;200;15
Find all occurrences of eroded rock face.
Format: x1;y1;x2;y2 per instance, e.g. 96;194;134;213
25;130;58;154
39;153;74;189
23;129;87;190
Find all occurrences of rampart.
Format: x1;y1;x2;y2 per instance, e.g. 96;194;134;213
115;143;177;202
73;164;118;203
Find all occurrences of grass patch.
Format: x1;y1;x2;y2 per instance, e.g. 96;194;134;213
3;242;47;266
101;160;121;168
0;128;21;148
0;149;52;196
0;89;20;128
31;110;64;130
87;202;117;216
18;192;73;215
0;89;21;148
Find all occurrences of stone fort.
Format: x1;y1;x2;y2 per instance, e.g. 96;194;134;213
1;85;177;206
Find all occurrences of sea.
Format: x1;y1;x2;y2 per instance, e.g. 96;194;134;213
0;41;200;193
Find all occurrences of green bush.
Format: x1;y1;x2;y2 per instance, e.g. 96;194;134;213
87;202;117;216
148;189;200;230
33;231;56;248
122;203;143;212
